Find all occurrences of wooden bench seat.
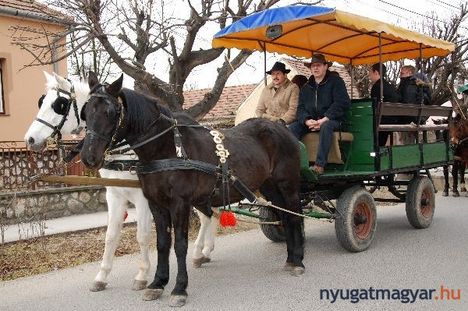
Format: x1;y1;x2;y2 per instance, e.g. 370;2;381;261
302;132;353;164
379;124;448;132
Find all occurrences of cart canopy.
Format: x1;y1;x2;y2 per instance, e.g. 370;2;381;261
212;5;455;65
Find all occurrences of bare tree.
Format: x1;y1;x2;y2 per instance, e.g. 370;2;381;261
11;0;318;120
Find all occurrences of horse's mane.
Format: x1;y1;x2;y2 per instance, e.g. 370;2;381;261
120;88;174;133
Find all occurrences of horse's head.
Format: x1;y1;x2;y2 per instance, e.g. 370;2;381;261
450;115;468;144
80;72;124;169
24;72;90;151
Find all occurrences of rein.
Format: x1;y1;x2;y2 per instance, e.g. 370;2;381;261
86;86;257;210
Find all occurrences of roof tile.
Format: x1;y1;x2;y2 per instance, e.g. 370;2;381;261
183;84;257;126
0;0;69;22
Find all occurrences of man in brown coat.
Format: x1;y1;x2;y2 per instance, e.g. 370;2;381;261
255;61;299;125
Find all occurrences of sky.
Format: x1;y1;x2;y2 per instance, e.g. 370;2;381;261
100;0;466;90
181;0;466;90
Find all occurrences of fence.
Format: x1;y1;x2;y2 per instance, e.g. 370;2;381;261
0;141;91;193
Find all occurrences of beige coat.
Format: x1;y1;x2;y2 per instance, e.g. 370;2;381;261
255;79;299;124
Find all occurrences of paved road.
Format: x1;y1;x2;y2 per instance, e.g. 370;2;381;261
1;195;467;311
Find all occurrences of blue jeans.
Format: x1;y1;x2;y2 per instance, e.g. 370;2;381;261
289;119;341;167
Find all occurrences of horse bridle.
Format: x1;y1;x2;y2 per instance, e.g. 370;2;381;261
36;82;81;140
85;85;125;154
85;85;203;158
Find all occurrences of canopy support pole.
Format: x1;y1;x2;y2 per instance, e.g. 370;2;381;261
350;59;354;100
263;49;267;86
379;33;383;104
418;43;423;71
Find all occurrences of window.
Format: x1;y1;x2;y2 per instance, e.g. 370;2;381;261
0;60;4;114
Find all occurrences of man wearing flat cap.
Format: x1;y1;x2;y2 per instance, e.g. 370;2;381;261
255;61;299;125
290;53;350;174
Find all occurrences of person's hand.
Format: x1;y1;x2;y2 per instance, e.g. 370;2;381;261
305;119;320;131
310;117;329;130
277;119;287;126
261;113;278;121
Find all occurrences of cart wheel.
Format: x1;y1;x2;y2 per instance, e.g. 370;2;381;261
335;186;377;252
405;176;435;229
259;206;286;242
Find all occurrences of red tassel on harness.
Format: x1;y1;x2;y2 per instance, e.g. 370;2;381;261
123;211;128;221
219;211;237;227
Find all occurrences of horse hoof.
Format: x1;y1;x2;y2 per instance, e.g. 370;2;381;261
290;266;305;277
132;279;148;291
143;288;164;301
89;281;107;292
193;256;210;268
169;294;187;307
460;187;467;192
283;262;294;271
442;191;448;197
452;191;460;197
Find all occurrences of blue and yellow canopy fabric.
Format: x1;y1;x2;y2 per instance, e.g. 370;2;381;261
212;5;455;65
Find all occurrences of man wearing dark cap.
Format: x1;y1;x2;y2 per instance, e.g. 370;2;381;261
256;61;299;125
289;53;350;174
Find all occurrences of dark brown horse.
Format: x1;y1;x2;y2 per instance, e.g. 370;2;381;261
79;73;305;307
445;115;468;196
450;115;468;164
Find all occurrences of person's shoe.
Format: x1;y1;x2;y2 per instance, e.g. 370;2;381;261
312;165;324;174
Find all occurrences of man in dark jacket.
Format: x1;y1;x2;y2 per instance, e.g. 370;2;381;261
398;65;432;119
368;63;400;146
289;53;351;174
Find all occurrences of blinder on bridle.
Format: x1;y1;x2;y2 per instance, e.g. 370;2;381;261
84;84;124;152
35;82;81;140
38;94;70;115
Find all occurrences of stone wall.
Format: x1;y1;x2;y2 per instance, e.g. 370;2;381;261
0;186;107;225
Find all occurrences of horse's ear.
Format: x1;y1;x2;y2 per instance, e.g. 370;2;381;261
106;74;124;97
88;71;99;89
53;72;68;89
44;71;53;81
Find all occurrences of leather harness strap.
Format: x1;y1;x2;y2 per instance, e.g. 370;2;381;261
136;158;219;176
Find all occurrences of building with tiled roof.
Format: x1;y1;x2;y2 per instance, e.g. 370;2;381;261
183;84;257;127
0;0;72;24
0;0;69;142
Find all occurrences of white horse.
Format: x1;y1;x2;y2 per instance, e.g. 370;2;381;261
24;72;216;291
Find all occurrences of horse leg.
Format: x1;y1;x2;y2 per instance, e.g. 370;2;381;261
132;195;152;290
460;162;466;192
260;181;305;276
169;199;190;307
91;190;127;292
143;204;171;301
192;209;214;268
442;165;449;197
275;180;305;276
452;161;460;197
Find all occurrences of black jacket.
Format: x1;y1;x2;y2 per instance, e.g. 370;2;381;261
398;76;432;105
371;78;402;124
371;79;400;103
296;71;351;125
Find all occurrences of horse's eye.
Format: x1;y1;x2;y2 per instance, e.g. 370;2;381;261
80;103;88;121
106;106;116;119
38;94;46;108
